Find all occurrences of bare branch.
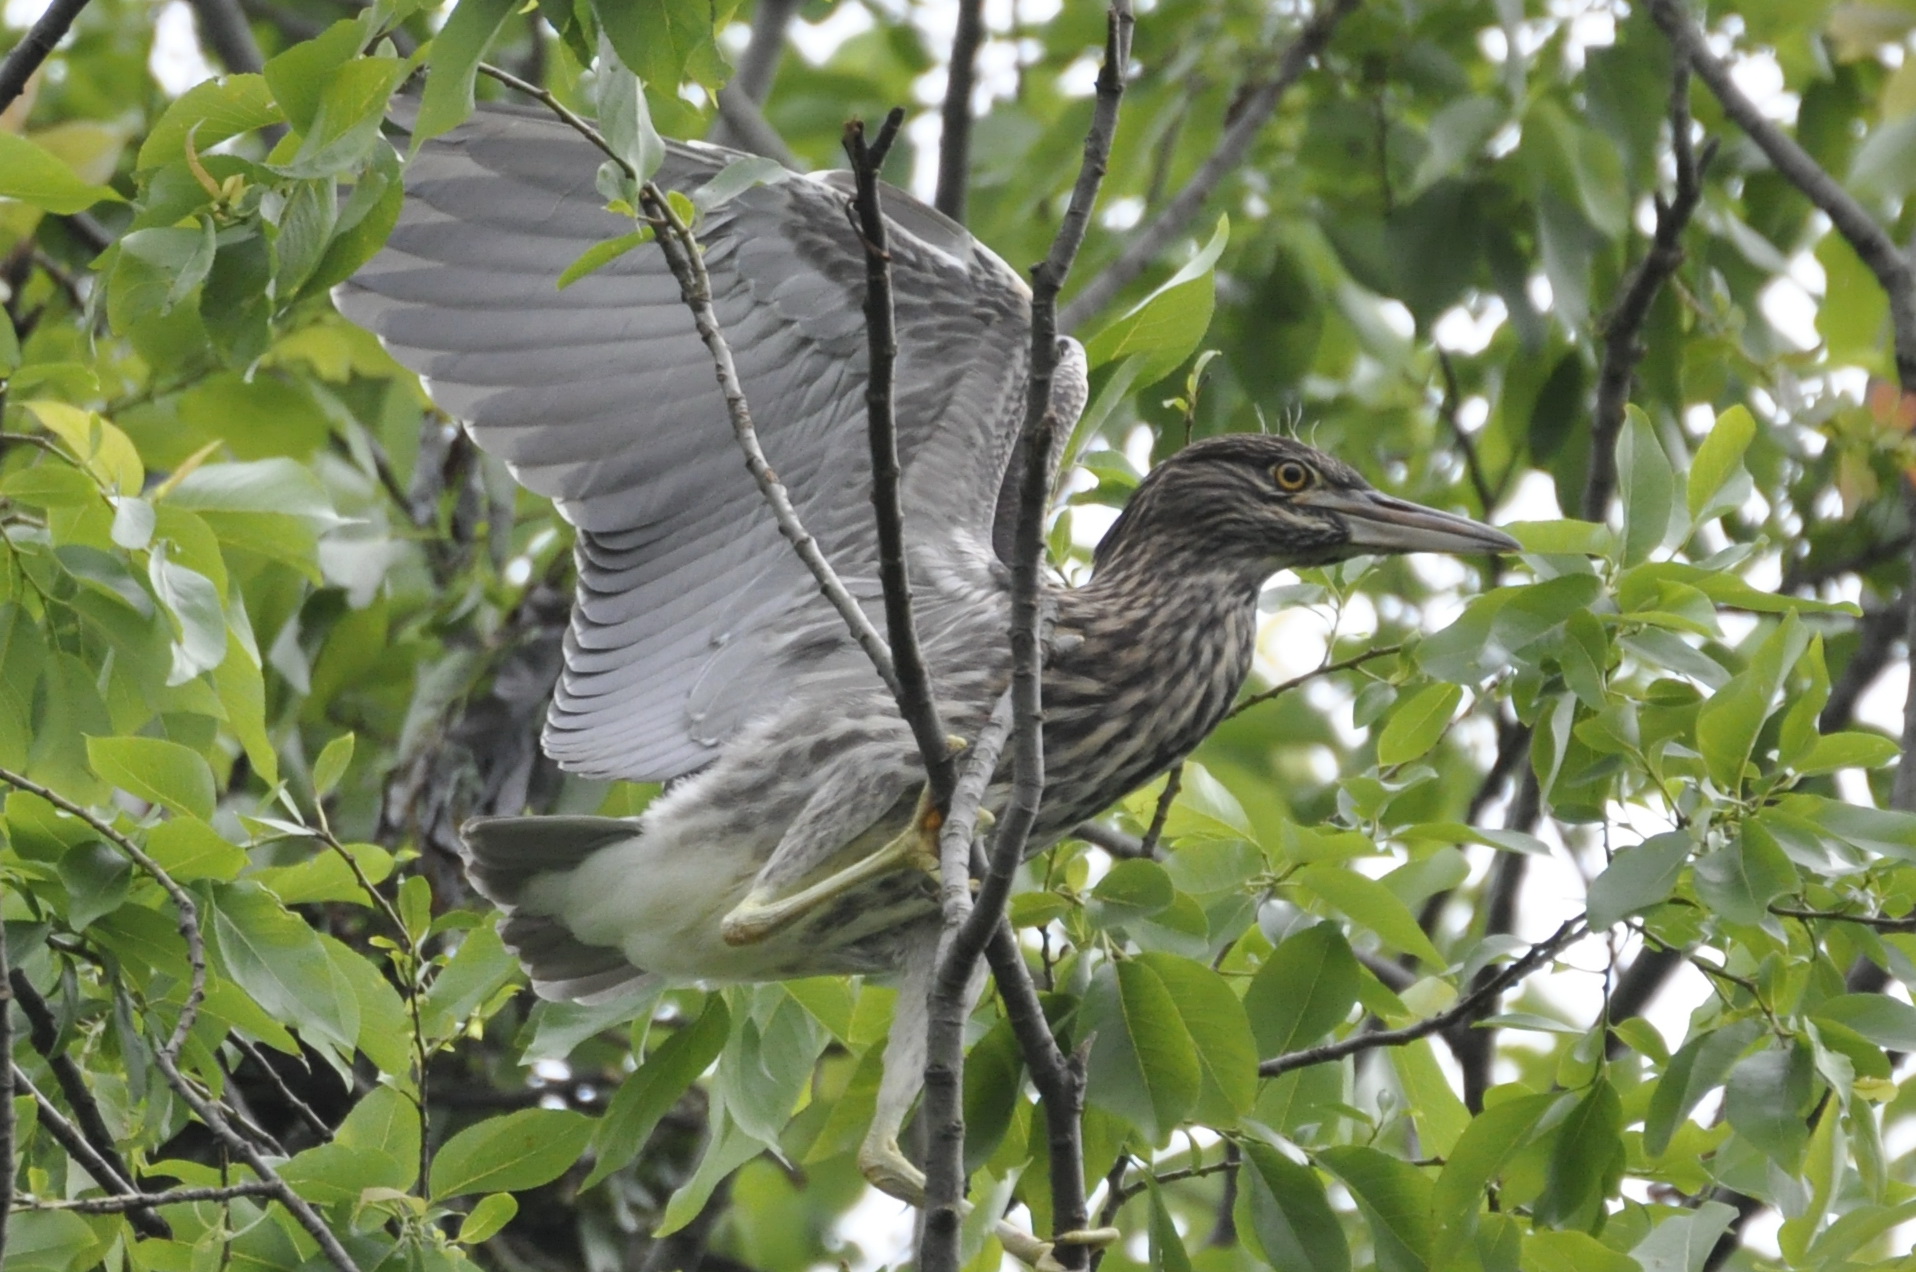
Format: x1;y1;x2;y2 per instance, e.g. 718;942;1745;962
1646;0;1916;386
1898;489;1916;814
1135;763;1181;860
1072;821;1148;857
187;0;264;74
846;109;957;807
1773;905;1916;933
1226;644;1401;719
1260;920;1583;1077
12;1069;144;1200
0;0;90;115
230;1036;332;1144
13;1181;279;1213
935;0;986;221
1583;61;1713;521
1057;0;1359;332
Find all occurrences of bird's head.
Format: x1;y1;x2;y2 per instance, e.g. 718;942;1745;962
1091;434;1519;583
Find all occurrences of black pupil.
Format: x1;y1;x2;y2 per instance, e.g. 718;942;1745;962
1281;465;1304;487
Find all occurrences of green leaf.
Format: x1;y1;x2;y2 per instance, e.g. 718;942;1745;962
165;457;347;524
262;19;366;133
594;0;731;92
1691;824;1795;927
138;74;285;171
429;1107;596;1199
1388;1038;1471;1157
415;0;520;144
1585;832;1690;931
282;55;415;179
1629;1201;1738;1272
1812;994;1916;1051
1296;865;1446;968
1239;1142;1351;1272
714;985;822;1147
1432;1092;1560;1253
1794;730;1902;774
1376;682;1463;766
592;32;665;184
1146;1180;1195;1272
2;1211;106;1272
1084;216;1230;383
1695;613;1808;791
148;540;228;685
1643;1019;1762;1157
1618;404;1675;566
1520;1230;1640;1272
322;932;413;1075
58;842;131;930
144;817;248;881
557;229;653;289
400;874;433;947
1317;1145;1432;1272
86;735;216;820
1723;1041;1814;1170
655;1108;762;1236
1083;958;1201;1142
1686;405;1756;520
1244;923;1361;1055
457;1194;519;1244
521;982;662;1066
1134;953;1258;1120
313;731;355;797
1092;857;1176;918
1535;1078;1623;1229
209;882;360;1061
0;132;123;213
422;922;521;1039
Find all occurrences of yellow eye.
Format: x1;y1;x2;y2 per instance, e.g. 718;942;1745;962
1272;461;1313;492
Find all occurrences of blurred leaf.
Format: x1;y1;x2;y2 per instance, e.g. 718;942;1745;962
415;0;519;145
313;731;355;797
429;1107;596;1198
1686;405;1756;522
1085;216;1229;382
457;1194;519;1244
1296;865;1446;968
1724;1042;1815;1170
1134;952;1257;1120
1618;405;1676;565
1376;683;1462;766
1317;1145;1432;1272
1812;994;1916;1051
0;132;123;213
85;735;216;820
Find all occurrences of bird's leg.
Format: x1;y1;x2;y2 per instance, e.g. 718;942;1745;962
860;926;1119;1271
721;741;964;948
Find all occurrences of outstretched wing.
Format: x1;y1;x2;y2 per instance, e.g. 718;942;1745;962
336;105;1036;782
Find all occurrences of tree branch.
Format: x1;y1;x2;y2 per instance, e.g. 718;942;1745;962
7;970;167;1237
1225;643;1402;720
935;0;986;222
0;927;12;1265
845;109;957;808
1259;920;1583;1077
1646;0;1916;386
1057;0;1358;332
1772;905;1916;933
0;0;90;115
187;0;264;74
12;1181;279;1213
1134;763;1181;860
1583;60;1712;521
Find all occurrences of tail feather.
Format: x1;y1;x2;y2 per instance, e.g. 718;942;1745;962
460;815;651;1004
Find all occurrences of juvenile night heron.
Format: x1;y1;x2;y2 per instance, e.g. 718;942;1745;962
337;105;1516;1260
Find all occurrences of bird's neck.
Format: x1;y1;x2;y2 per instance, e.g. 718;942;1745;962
1034;557;1263;835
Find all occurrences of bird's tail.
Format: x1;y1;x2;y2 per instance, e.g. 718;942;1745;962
460;815;657;1004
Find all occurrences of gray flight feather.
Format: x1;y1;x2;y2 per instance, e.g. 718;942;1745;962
336;104;1073;782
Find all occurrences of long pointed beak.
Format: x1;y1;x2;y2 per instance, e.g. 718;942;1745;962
1298;488;1520;555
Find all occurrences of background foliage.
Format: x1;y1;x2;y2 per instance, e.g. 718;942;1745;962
3;0;1916;1270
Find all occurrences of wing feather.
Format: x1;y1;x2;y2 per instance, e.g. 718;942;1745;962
337;104;1033;781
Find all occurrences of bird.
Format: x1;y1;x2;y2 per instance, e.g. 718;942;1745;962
335;103;1518;1264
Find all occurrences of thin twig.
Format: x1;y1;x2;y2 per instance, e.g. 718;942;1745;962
846;109;956;807
1136;763;1181;859
1057;0;1359;331
0;768;203;1060
0;0;91;114
1225;644;1402;719
936;0;986;221
229;1037;331;1143
1260;920;1582;1077
1435;351;1495;513
1583;60;1713;521
1772;906;1916;933
12;1181;279;1213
